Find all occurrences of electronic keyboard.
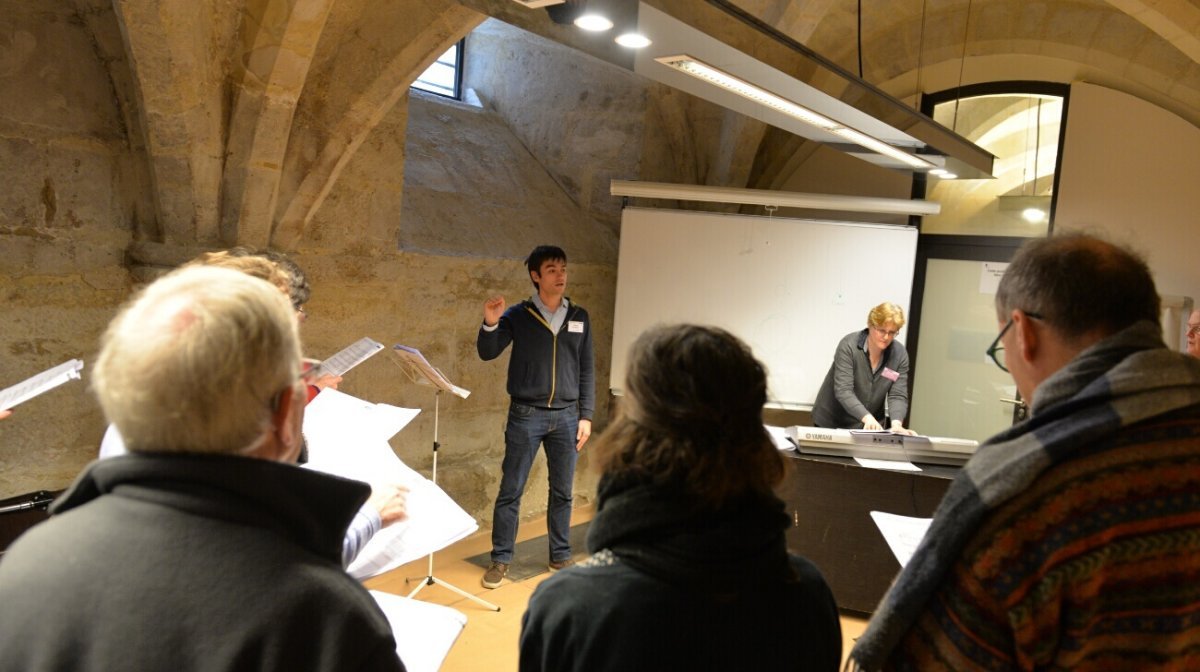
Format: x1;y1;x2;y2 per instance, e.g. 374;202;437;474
785;425;978;466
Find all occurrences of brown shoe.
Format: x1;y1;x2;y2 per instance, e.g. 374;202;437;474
548;557;575;572
482;562;508;589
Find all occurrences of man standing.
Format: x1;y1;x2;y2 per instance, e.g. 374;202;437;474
478;245;594;589
0;266;405;671
850;234;1200;671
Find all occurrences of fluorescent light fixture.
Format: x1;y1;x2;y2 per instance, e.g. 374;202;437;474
611;180;941;216
574;13;613;31
656;55;937;171
615;32;651;48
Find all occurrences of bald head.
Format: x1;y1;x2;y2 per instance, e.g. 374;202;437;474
93;266;301;455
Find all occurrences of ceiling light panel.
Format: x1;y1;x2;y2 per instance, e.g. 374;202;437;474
658;55;935;170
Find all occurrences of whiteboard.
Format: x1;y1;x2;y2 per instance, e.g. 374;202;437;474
610;207;918;408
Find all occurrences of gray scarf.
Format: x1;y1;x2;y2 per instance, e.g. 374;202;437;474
849;320;1200;670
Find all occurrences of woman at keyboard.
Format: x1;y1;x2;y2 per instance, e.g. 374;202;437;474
811;302;914;434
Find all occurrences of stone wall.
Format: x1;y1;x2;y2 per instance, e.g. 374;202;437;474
1;1;815;527
0;1;140;496
299;83;620;522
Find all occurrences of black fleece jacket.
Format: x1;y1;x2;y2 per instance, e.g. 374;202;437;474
477;298;595;420
0;453;405;672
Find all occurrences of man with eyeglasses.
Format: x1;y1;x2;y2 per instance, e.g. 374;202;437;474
0;266;407;671
812;302;914;434
850;233;1200;672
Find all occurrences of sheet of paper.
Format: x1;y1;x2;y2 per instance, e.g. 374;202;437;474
855;457;921;472
0;359;85;411
765;425;796;451
369;590;466;672
303;389;478;580
392;345;471;399
313;337;386;378
870;511;933;568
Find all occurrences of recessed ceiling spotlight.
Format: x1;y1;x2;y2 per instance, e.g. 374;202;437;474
574;13;613;31
615;32;652;48
1021;207;1046;223
929;168;948;177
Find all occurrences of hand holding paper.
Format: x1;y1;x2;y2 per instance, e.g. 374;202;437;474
302;389;478;580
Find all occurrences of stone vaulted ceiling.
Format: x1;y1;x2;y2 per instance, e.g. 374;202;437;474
65;0;1200;250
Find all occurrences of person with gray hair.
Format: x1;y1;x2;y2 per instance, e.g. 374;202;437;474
0;266;406;671
850;233;1200;671
93;250;400;568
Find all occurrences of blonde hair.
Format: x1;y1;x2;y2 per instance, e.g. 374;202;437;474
93;266;301;454
867;302;906;329
186;251;291;300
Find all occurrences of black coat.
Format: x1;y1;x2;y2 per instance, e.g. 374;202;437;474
520;479;842;671
0;452;406;672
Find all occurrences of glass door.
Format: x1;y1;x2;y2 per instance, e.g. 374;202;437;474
909;256;1020;441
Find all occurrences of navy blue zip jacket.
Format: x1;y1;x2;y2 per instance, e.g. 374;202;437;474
477;299;595;420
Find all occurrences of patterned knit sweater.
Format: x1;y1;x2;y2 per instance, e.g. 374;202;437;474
847;321;1200;671
887;402;1200;671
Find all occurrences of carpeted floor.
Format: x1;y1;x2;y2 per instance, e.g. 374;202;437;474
465;522;591;582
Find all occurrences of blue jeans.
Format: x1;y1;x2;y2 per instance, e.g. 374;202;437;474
490;401;578;564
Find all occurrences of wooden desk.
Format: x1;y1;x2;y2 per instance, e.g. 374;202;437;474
775;452;956;615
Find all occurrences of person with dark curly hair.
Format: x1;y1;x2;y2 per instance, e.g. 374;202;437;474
519;324;841;672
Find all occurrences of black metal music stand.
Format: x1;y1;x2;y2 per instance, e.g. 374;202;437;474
392;346;499;612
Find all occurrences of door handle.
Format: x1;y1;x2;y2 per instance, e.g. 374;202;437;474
999;397;1028;422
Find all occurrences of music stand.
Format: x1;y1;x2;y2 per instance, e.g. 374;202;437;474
392;345;499;612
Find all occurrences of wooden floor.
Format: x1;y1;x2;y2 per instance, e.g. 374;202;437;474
364;505;867;671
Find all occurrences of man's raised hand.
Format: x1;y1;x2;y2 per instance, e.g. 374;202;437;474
483;296;506;326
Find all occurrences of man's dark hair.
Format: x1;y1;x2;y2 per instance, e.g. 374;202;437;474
526;245;567;290
591;324;784;509
996;233;1160;340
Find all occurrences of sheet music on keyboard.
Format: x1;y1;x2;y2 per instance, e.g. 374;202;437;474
313;337;385;377
0;359;85;411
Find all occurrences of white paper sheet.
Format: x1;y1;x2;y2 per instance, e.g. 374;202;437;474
765;424;796;451
870;511;933;568
392;345;471;399
0;359;84;411
313;337;386;378
854;457;921;472
370;590;466;672
303;389;478;580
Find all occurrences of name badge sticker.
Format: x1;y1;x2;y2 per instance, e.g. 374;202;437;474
568;320;585;333
881;367;900;382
